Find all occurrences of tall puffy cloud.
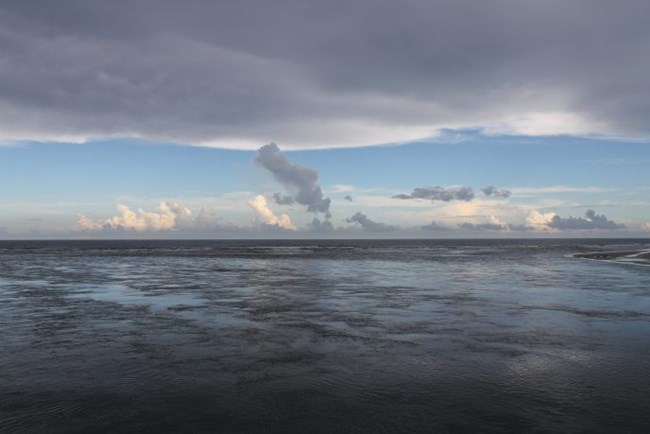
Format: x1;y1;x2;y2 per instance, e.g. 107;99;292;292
481;186;511;199
254;143;331;214
547;210;625;230
346;212;398;232
394;186;474;202
248;195;296;231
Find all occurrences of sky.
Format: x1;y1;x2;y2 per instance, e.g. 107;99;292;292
0;0;649;238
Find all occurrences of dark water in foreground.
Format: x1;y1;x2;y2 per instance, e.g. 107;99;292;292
1;239;650;433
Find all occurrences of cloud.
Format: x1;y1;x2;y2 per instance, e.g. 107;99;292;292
526;210;557;231
194;206;229;230
254;143;331;214
421;221;451;231
344;195;353;202
272;192;296;206
77;202;205;232
306;217;334;233
394;186;474;202
1;1;650;148
507;224;534;232
458;222;532;232
547;209;625;230
483;112;607;137
330;185;355;193
76;197;296;235
458;222;506;231
346;212;398;232
76;201;243;234
511;186;616;195
482;186;511;198
248;195;296;231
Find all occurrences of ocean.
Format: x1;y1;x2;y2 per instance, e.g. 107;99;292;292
1;239;649;433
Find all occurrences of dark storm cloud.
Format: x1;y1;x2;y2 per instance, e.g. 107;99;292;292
482;186;511;199
346;212;398;232
547;210;625;230
254;143;331;214
1;0;649;147
394;187;474;202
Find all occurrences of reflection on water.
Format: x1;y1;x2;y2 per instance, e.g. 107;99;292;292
1;239;650;433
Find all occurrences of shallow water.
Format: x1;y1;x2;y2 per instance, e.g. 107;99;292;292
1;239;649;433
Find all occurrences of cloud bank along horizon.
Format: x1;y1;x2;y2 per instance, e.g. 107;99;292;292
68;143;641;237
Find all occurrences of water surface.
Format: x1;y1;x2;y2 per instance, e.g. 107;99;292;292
1;239;649;433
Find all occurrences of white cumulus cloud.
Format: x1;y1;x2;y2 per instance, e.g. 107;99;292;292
526;210;557;232
77;202;224;232
248;195;296;231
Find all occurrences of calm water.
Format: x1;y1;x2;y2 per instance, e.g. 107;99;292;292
1;239;649;433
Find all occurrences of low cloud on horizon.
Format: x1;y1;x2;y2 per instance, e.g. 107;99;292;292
52;143;645;238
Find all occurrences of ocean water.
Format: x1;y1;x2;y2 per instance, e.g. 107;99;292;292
1;239;649;433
